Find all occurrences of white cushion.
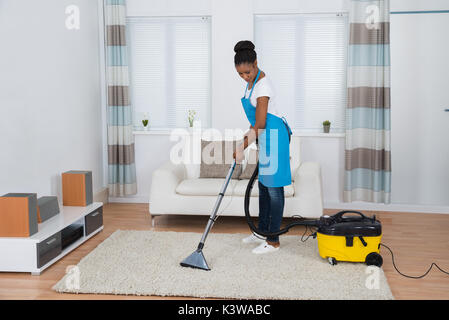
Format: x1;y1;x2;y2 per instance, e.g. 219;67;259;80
184;163;201;179
176;178;238;196
232;180;295;198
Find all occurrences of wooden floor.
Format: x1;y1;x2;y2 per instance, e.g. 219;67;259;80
0;203;448;300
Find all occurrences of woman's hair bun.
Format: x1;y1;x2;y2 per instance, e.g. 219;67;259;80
234;40;257;65
234;40;255;53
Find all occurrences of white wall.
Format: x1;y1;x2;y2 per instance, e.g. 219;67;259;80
0;0;105;201
390;10;449;207
120;0;349;205
390;0;449;11
118;0;449;214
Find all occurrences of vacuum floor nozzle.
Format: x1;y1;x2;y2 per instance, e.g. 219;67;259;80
180;249;210;271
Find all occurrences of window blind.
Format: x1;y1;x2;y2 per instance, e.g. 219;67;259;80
255;14;348;132
127;16;211;129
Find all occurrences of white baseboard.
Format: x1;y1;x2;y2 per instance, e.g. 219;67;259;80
324;201;449;215
108;196;148;203
94;188;109;204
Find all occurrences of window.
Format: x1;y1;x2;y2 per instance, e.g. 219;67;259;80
255;13;348;133
127;16;211;129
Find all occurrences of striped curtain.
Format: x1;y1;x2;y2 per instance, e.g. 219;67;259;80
105;0;137;196
344;0;391;204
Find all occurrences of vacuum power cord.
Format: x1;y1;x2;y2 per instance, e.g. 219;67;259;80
251;216;317;242
380;243;449;279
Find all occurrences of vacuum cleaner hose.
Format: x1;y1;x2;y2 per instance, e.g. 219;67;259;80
244;161;319;238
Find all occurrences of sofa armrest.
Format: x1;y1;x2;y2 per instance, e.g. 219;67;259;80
293;162;324;206
149;161;186;203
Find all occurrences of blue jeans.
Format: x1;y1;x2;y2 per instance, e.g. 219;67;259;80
258;180;285;243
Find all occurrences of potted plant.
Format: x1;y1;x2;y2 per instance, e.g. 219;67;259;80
323;120;331;133
142;113;149;131
188;109;196;128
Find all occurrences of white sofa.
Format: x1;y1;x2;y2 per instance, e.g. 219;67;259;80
149;136;324;226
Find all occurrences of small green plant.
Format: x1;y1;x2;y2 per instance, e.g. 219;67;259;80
142;112;149;130
188;109;196;127
322;120;331;133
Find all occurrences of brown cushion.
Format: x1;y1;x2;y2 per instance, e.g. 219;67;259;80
239;148;258;179
199;140;242;179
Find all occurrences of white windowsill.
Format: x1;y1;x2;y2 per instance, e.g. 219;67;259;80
134;129;175;135
133;129;345;138
292;132;345;138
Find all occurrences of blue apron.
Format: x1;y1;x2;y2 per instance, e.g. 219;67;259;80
241;69;292;188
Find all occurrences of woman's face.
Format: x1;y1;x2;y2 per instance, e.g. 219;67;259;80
235;61;258;83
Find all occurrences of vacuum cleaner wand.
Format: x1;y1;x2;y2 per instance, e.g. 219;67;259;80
180;159;237;271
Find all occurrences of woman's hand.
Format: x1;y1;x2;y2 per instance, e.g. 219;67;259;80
233;146;245;164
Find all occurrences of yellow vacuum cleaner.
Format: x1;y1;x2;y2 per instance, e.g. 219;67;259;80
315;211;383;266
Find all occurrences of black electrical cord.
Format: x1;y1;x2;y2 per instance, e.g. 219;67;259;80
302;225;318;243
244;162;320;239
380;243;449;279
292;215;317;242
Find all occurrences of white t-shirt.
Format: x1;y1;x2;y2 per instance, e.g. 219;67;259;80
244;76;281;118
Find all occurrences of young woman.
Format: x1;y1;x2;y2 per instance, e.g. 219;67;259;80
232;40;292;254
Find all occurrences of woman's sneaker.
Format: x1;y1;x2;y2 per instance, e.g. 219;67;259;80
242;233;266;244
252;241;280;254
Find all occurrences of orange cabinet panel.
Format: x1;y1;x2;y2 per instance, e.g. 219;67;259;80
0;193;38;237
62;171;93;206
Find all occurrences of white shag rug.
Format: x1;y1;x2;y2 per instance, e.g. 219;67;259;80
53;230;394;300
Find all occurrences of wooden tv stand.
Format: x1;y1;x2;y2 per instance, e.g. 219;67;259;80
0;202;103;275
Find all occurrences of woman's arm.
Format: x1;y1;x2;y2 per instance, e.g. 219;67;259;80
234;97;269;161
244;96;269;148
252;96;269;136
